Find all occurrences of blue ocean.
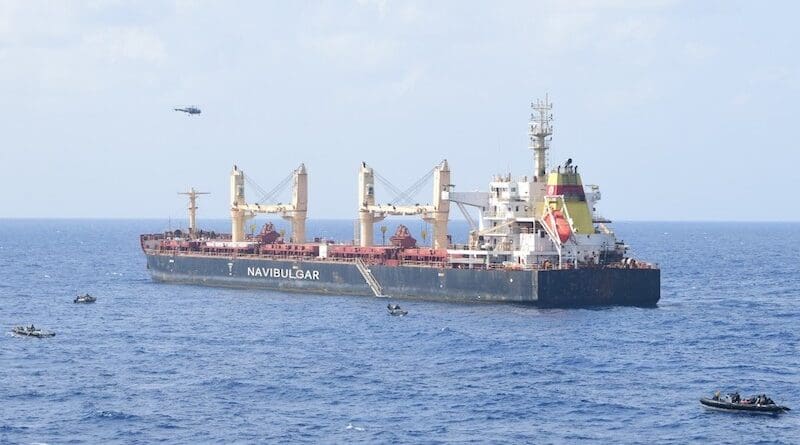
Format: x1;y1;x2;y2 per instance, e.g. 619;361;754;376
1;219;798;444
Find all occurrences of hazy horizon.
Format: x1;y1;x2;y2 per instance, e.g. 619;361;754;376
1;216;797;223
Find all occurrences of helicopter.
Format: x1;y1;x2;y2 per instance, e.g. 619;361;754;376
174;106;201;115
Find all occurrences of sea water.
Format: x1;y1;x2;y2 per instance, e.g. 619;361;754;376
1;220;798;444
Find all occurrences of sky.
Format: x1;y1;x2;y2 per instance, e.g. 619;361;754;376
0;0;798;221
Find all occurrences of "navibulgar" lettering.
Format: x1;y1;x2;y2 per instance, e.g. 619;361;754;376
247;267;320;280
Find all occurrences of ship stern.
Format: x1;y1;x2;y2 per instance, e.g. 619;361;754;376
535;268;660;307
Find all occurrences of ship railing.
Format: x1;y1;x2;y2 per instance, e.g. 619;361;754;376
486;263;526;270
447;262;539;271
397;259;447;269
604;261;659;270
147;249;552;269
149;248;382;265
481;210;514;219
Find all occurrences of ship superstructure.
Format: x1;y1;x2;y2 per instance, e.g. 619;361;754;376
141;97;659;306
438;95;624;269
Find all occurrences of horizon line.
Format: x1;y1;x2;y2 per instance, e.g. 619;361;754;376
1;217;799;223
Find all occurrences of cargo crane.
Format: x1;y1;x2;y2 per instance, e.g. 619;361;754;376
141;96;661;307
358;160;450;249
229;164;308;243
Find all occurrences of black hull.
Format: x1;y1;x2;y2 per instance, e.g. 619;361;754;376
12;330;55;338
700;398;789;413
144;253;660;307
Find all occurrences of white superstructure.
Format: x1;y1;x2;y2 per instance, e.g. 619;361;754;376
445;97;626;269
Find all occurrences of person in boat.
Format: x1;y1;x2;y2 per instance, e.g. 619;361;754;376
730;392;740;403
756;394;773;405
712;391;721;401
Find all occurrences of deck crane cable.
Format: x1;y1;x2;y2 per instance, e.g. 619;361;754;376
258;170;295;204
374;164;437;206
373;172;406;203
243;175;269;200
244;169;295;205
375;167;435;205
395;165;436;204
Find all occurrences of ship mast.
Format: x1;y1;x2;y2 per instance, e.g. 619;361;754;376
179;187;209;238
529;95;553;182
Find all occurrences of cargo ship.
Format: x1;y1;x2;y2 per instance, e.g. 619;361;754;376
141;97;660;306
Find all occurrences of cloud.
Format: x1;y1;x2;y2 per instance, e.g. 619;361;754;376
82;26;167;64
588;78;659;111
356;0;389;18
306;32;397;71
391;65;425;97
0;2;168;94
528;1;673;54
731;65;799;107
0;1;75;47
683;42;717;61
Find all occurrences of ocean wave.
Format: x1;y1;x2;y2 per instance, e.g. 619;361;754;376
1;220;798;444
92;410;140;421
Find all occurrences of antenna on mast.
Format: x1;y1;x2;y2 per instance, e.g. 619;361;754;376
178;187;210;238
529;94;553;181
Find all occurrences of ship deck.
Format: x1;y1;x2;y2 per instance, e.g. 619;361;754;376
140;233;658;273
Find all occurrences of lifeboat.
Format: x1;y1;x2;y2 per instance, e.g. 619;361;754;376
545;210;572;243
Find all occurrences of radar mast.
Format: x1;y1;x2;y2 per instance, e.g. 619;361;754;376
529;95;553;181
